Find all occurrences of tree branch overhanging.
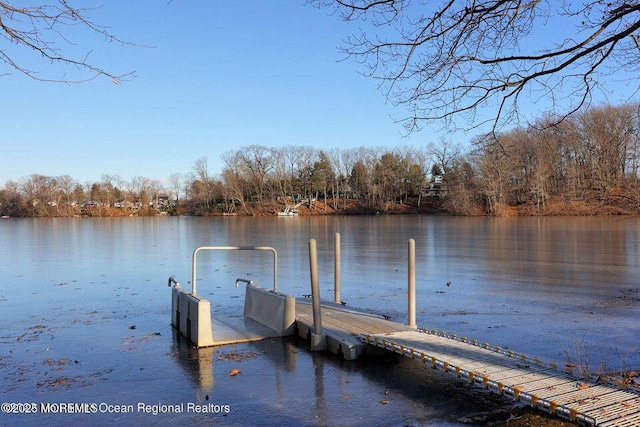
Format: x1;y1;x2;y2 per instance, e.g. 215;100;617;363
0;1;137;83
315;0;640;134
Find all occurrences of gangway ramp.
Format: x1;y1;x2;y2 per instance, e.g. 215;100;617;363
294;299;412;360
209;316;285;346
361;330;640;426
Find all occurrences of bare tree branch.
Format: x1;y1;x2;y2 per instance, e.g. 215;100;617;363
0;1;137;83
314;0;640;135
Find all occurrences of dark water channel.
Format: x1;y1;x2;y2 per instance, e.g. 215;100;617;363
1;216;638;426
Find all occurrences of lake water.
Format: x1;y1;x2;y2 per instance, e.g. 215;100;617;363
1;216;638;426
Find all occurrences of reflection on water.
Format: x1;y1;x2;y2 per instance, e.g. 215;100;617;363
168;334;509;426
1;216;638;425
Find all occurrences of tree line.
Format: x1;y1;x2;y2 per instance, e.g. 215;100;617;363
459;103;640;215
1;104;639;217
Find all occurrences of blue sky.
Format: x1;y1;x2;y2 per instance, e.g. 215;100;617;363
2;1;422;186
1;1;636;187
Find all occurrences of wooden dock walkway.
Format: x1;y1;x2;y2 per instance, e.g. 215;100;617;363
295;301;640;427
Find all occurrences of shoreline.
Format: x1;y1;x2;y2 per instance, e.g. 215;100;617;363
1;195;638;218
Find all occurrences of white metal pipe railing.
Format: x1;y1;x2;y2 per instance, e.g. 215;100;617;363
191;246;278;295
167;275;181;288
334;232;341;304
308;239;323;337
308;238;327;351
408;238;417;328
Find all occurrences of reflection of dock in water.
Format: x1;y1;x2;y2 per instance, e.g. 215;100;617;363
169;241;640;426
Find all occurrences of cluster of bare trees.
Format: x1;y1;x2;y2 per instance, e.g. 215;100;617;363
2;104;639;217
449;104;640;214
0;174;165;217
184;145;431;215
0;145;434;217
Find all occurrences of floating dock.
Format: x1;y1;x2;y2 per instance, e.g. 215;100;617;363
296;301;640;426
362;329;640;426
169;242;640;426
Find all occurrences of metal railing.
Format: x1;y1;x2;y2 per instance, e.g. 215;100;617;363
234;278;254;288
191;246;278;295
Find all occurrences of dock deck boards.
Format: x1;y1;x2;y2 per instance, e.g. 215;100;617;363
294;299;412;360
204;299;638;426
295;299;411;335
362;329;640;426
290;300;640;426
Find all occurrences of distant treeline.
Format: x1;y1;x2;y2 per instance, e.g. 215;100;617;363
2;104;639;217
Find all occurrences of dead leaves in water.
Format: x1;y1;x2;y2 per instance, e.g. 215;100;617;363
216;351;259;362
121;332;162;350
37;375;88;390
42;358;71;367
15;325;54;343
216;351;260;377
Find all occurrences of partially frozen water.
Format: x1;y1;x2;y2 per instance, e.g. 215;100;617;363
1;216;638;425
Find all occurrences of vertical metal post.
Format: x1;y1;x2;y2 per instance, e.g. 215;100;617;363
309;239;327;350
334;232;341;304
408;238;417;328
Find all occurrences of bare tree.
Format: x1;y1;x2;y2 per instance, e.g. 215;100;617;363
192;157;214;211
19;174;57;216
270;148;290;202
0;180;22;215
124;176;146;207
221;151;251;214
374;152;404;206
280;145;305;200
295;145;319;205
235;145;277;204
314;1;640;133
338;148;359;208
0;1;136;83
167;173;186;207
328;148;351;209
310;150;336;209
348;146;381;206
442;156;479;215
427;138;462;175
578;104;638;189
55;174;78;213
395;146;426;201
350;160;369;202
473;138;513;214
